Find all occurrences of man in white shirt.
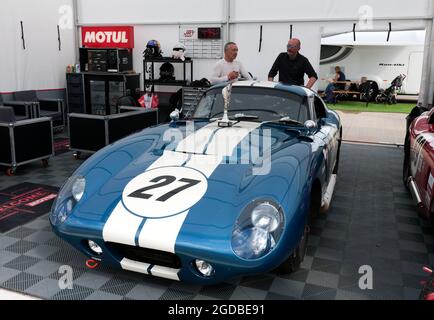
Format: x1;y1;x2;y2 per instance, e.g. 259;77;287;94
210;42;252;85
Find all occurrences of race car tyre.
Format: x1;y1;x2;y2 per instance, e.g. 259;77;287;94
275;187;321;274
402;135;411;190
42;159;49;168
333;129;343;174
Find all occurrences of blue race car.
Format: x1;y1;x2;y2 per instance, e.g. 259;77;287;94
50;81;342;284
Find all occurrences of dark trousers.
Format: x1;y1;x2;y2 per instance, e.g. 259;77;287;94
324;83;336;103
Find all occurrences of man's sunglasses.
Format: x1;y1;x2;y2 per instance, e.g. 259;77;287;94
287;44;298;49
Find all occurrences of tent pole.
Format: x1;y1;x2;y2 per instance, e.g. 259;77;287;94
72;0;80;64
418;20;432;108
427;17;434;108
225;0;231;43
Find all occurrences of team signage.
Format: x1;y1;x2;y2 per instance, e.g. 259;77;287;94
81;26;134;48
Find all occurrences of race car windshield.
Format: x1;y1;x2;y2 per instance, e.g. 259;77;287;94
193;87;307;123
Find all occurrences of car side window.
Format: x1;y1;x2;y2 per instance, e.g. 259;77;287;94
314;96;327;119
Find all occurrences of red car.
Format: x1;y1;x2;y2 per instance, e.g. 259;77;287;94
420;266;434;300
403;106;434;226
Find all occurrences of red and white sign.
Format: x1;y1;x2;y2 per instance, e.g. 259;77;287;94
25;194;58;207
81;26;134;48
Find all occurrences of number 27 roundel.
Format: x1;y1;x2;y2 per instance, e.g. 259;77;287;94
122;166;208;219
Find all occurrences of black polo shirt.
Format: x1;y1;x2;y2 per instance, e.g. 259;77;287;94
268;53;318;86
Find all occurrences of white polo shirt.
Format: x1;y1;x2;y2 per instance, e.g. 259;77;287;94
210;59;252;85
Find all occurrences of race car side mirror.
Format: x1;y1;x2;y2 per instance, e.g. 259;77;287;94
170;108;180;125
304;120;318;133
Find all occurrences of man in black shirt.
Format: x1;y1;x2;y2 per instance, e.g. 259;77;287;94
268;38;318;89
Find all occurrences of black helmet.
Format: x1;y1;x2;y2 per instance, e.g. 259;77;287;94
143;40;162;58
159;62;175;81
191;78;211;87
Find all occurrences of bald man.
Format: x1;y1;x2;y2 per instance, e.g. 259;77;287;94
268;38;318;89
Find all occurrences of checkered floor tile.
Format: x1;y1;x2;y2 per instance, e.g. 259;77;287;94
0;142;433;300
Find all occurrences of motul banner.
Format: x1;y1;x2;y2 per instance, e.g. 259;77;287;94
81;26;134;48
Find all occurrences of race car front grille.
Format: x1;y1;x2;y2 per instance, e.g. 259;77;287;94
105;242;182;269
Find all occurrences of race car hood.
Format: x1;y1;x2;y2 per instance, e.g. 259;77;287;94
65;120;312;254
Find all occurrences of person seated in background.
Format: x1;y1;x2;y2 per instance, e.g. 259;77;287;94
210;42;252;85
324;66;346;103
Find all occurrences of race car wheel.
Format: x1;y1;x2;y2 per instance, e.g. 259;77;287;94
275;187;321;274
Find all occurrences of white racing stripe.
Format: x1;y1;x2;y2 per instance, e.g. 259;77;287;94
252;81;278;88
102;202;143;246
103;150;189;246
151;265;181;281
232;80;277;88
120;258;151;274
103;121;261;279
137;153;221;253
205;122;260;156
176;122;220;154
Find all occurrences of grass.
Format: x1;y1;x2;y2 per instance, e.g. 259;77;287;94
327;101;416;114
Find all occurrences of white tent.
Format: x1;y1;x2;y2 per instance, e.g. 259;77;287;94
2;0;434;107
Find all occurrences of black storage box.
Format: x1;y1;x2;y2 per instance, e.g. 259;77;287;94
68;108;158;154
0;108;54;174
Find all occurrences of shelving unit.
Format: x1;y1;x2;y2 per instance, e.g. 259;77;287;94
143;57;193;88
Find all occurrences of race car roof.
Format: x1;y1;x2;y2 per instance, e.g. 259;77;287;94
210;80;314;97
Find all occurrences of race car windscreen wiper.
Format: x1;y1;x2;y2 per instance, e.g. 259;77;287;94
276;117;304;126
231;113;259;121
210;112;260;122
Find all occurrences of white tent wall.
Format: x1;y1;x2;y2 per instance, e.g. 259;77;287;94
232;0;431;22
2;0;433;105
322;31;426;46
0;0;76;94
77;0;225;25
76;0;433;101
322;20;428;38
232;23;322;86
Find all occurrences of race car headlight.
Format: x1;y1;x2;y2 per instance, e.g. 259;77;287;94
251;202;281;232
72;177;86;202
231;200;284;260
50;176;86;225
